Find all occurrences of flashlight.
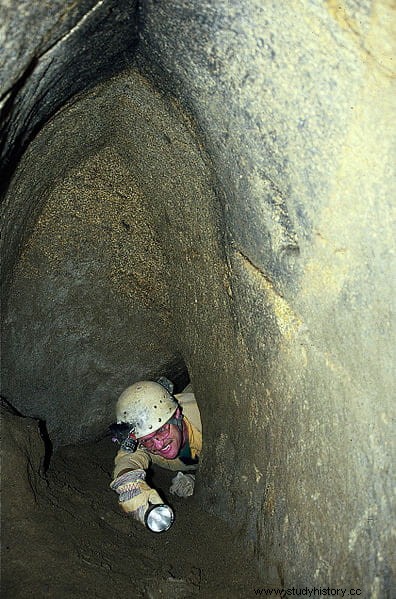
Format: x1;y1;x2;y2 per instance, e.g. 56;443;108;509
144;503;174;533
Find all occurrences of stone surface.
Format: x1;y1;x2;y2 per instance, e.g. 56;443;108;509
1;404;262;598
135;1;396;591
0;0;139;198
1;0;96;93
1;402;47;520
1;0;395;593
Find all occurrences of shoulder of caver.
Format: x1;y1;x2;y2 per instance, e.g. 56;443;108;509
175;392;202;433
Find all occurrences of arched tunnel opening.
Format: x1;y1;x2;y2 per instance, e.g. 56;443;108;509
1;2;394;598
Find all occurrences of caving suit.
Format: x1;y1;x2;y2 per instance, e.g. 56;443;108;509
113;392;202;478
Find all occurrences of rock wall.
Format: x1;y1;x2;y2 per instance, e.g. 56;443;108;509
1;0;394;593
135;2;395;590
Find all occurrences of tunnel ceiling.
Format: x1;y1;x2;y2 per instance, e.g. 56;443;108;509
1;0;394;593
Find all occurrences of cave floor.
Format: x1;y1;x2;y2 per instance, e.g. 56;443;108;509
3;434;266;598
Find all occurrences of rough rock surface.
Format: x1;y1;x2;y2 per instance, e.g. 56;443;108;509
1;0;395;593
0;0;139;194
1;405;263;598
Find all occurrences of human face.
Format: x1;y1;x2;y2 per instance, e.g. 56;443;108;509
139;420;183;459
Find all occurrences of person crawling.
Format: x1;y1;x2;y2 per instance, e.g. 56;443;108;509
109;379;201;525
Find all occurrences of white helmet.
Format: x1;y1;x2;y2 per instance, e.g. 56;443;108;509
116;381;178;438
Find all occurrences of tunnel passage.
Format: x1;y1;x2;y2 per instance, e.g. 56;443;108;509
1;71;232;446
1;69;261;593
0;69;257;595
1;0;395;595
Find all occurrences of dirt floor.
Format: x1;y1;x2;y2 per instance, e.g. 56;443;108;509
2;406;266;598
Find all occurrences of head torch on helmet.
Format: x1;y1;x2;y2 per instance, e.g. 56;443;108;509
109;422;138;453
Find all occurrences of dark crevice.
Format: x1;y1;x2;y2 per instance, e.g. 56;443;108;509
38;419;54;474
0;56;38;193
0;394;25;417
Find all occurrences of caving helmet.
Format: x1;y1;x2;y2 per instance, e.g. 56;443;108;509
115;381;178;438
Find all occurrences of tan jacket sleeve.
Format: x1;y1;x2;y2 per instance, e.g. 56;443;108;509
113;447;151;478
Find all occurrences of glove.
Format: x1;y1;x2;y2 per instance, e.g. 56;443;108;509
169;472;195;497
110;469;163;524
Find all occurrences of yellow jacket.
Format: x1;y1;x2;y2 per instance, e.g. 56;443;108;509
113;392;202;477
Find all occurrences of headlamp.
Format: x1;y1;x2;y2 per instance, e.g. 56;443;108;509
109;422;138;453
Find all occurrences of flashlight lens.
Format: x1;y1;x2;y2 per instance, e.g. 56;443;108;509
145;504;174;533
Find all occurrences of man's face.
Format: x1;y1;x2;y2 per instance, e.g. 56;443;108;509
139;409;183;459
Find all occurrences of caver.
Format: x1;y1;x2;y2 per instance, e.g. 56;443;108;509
110;379;202;527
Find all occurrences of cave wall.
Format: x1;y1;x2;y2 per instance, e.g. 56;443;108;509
1;0;395;593
135;1;395;590
0;0;139;192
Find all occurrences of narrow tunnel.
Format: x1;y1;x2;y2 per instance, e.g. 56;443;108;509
1;1;394;597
